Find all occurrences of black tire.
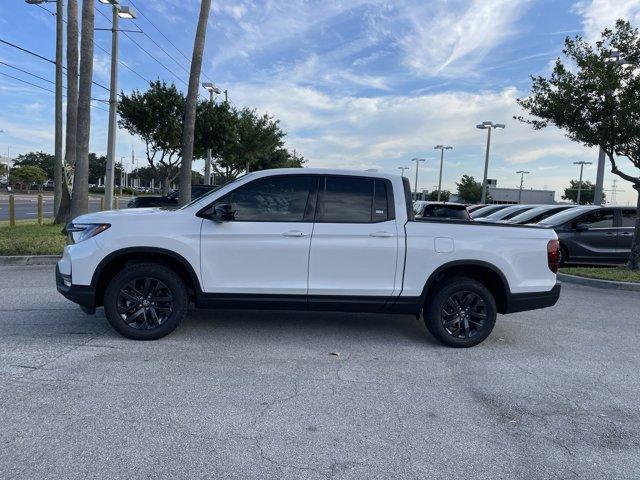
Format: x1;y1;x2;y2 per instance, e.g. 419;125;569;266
103;262;188;340
423;277;497;348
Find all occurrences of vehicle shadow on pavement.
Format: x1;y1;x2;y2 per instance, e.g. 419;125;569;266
182;307;439;346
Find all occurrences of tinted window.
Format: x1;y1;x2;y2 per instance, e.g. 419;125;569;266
538;207;597;226
218;175;312;222
373;180;390;222
620;209;637;228
421;205;469;220
578;210;614;228
318;176;384;223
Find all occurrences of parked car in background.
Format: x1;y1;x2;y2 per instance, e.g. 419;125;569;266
128;185;219;208
57;168;560;348
469;204;510;219
466;204;486;214
475;205;538;223
537;206;637;266
414;201;470;221
501;205;575;225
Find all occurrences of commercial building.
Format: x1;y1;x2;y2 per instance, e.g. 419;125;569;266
488;186;555;204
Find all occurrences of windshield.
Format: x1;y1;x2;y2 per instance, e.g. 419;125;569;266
538;206;597;226
508;206;568;224
483;205;530;220
179;174;250;209
470;205;507;218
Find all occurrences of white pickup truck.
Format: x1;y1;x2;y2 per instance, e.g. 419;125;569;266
56;168;561;347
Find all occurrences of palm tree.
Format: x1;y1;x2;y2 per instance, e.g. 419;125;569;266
70;0;94;219
178;0;212;207
54;0;78;224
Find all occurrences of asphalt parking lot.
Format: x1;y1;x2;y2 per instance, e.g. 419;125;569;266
1;265;639;479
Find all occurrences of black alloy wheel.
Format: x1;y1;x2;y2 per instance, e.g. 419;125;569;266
440;291;487;340
424;277;497;348
117;277;173;330
104;263;188;340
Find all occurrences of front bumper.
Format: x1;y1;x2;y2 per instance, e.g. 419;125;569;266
504;282;561;314
55;265;97;314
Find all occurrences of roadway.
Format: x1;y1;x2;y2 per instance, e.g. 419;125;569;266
1;266;639;478
0;194;134;221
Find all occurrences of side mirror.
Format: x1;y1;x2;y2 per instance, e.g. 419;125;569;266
575;223;589;232
214;203;236;222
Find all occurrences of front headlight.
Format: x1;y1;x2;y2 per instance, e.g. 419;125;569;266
63;223;110;244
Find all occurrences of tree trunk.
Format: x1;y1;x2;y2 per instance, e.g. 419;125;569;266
54;0;78;225
178;0;212;207
628;184;640;271
70;0;94;219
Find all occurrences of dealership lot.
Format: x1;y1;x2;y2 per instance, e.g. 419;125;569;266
1;265;639;479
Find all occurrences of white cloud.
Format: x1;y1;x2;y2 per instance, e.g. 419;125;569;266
397;0;531;77
572;0;640;42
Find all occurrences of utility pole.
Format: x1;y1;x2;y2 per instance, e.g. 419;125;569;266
516;170;530;204
434;145;452;202
573;161;592;205
24;0;63;214
411;158;426;199
476;121;505;203
397;166;409;177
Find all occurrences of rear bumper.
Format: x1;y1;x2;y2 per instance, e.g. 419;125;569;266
55;265;96;314
504;282;561;314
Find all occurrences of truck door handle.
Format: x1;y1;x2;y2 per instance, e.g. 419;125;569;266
369;231;395;238
605;232;616;237
282;230;308;237
620;232;633;236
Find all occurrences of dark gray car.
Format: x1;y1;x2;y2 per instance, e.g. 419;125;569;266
538;206;637;266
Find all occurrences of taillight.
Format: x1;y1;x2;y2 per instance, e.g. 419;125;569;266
547;239;560;273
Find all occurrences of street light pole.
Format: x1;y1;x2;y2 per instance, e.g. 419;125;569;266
397;166;409;177
101;1;136;210
516;170;530;204
434;145;452;202
573;161;592;205
476;121;505;204
202;82;221;185
594;51;633;206
411;158;426;199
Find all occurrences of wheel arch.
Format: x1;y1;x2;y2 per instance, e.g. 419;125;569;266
419;260;511;314
91;247;201;307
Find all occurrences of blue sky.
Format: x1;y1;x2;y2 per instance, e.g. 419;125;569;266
1;0;640;204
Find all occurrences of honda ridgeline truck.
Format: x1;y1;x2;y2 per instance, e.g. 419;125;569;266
56;169;561;347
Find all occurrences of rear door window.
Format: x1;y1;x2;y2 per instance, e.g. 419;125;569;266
620;209;637;228
317;176;393;223
578;210;614;228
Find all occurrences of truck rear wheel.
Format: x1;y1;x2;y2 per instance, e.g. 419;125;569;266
103;262;188;340
423;277;497;348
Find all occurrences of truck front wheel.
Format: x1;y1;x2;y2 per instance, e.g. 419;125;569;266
103;262;188;340
423;277;497;348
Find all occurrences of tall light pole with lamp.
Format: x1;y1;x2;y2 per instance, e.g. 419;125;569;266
573;161;592;205
433;145;452;202
411;158;426;199
202;82;221;185
25;0;63;214
97;0;136;210
516;170;530;204
593;51;633;206
476;121;505;204
397;166;409;177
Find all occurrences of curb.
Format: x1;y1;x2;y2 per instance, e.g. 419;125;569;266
0;255;60;266
558;273;640;292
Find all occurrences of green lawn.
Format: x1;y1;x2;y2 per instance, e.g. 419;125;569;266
561;266;640;284
0;220;67;256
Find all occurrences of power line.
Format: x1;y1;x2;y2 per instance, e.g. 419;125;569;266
0;71;109;112
94;42;151;85
95;7;188;86
0;37;110;93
